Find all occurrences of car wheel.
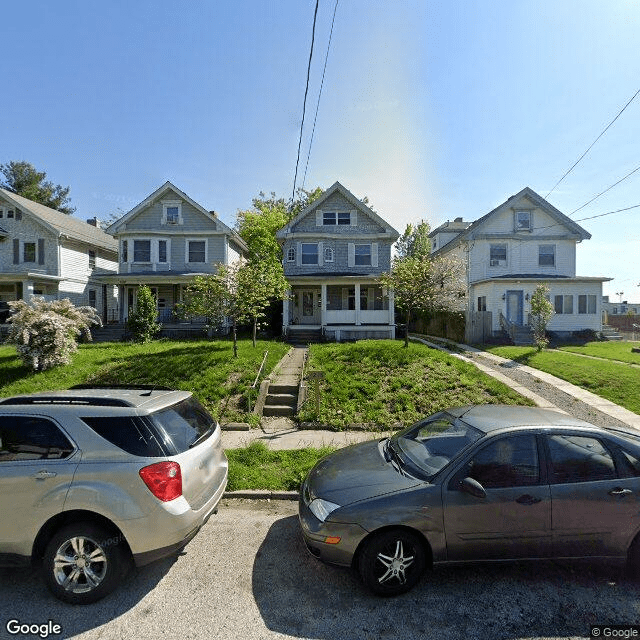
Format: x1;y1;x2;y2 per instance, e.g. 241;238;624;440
42;522;129;604
627;537;640;579
358;529;426;596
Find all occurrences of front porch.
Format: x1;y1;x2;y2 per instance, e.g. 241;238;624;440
283;281;396;342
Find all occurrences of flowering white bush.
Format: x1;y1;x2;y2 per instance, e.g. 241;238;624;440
6;298;101;371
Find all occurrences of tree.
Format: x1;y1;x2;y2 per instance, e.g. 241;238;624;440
6;298;100;371
380;254;466;347
0;161;75;214
529;284;554;351
395;220;432;260
127;285;161;343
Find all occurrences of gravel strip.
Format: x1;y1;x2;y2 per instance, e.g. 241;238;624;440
463;350;632;430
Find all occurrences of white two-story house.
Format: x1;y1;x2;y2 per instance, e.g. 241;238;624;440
430;187;611;342
0;188;118;322
104;181;248;324
276;181;399;342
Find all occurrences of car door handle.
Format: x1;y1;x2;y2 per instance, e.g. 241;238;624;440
608;487;633;497
32;470;57;480
515;494;541;505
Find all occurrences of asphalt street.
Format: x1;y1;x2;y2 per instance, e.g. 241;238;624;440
1;499;639;640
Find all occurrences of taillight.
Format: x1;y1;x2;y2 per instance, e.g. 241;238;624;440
139;461;182;502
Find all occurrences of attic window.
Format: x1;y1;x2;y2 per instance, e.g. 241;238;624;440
322;211;351;225
515;210;531;231
162;201;182;225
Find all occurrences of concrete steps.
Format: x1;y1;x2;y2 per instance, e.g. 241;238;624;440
262;383;299;417
512;326;535;346
286;329;322;344
601;325;623;341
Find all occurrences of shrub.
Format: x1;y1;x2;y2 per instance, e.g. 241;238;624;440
6;298;101;371
127;285;161;343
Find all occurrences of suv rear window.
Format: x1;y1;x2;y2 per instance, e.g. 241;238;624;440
81;416;169;457
149;397;216;453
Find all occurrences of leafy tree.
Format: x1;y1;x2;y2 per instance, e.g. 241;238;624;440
380;254;466;347
395;220;432;260
127;285;161;343
0;161;75;214
529;284;554;351
6;298;100;371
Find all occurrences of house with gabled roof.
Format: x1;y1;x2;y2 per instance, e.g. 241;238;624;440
430;187;611;344
103;181;248;325
276;181;400;342
0;188;118;322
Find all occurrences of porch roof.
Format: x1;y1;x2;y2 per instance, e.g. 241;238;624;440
97;271;210;285
473;274;612;285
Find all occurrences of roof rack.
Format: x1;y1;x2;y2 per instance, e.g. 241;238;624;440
0;397;134;407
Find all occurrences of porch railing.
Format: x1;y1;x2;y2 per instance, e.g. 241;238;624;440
499;311;516;341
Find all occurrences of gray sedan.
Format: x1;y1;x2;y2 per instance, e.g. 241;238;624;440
299;405;640;596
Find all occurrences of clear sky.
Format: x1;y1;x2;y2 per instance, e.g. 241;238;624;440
3;0;639;300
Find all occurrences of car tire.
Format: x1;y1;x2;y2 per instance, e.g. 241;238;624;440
358;529;426;597
42;522;129;604
627;537;640;579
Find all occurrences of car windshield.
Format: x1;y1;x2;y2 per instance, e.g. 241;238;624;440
149;397;217;453
391;412;483;479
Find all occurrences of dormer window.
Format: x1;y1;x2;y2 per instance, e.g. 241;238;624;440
162;201;182;225
515;210;531;231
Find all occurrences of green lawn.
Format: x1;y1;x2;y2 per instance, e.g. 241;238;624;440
557;340;640;364
0;339;289;425
485;345;640;415
298;340;532;429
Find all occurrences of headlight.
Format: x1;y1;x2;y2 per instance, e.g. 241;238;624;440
309;498;340;522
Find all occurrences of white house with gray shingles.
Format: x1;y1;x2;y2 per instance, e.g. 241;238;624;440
104;181;247;323
276;181;400;342
430;187;611;342
0;188;118;322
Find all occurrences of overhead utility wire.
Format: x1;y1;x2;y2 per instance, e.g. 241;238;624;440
545;87;640;199
569;163;640;216
292;0;320;203
302;0;339;191
536;203;640;232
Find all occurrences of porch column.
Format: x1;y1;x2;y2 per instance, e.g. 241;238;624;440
388;289;395;338
320;283;327;328
355;283;361;325
23;280;34;302
282;289;291;334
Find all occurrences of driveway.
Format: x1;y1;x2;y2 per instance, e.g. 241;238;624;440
1;499;638;640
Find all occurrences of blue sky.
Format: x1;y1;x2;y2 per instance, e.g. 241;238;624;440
3;0;639;300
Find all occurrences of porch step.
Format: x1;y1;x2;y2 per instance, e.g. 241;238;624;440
287;328;322;344
601;325;623;341
262;382;299;417
512;327;535;346
91;324;127;342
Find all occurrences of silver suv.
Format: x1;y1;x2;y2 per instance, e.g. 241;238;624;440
0;386;228;604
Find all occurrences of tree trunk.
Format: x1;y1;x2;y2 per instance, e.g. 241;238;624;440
252;316;257;348
404;310;411;348
232;318;238;358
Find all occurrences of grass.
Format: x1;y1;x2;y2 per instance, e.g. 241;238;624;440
226;442;334;491
0;338;289;425
298;340;532;429
484;345;640;415
556;340;640;364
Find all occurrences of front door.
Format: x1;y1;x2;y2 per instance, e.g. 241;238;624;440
506;290;523;325
299;290;319;325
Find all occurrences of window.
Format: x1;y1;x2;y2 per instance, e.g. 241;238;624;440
515;210;531;231
88;289;97;308
122;240;128;262
489;244;507;266
88;250;96;269
23;242;36;263
81;416;166;457
301;243;318;265
355;244;371;266
554;295;573;314
158;240;167;263
188;240;206;263
322;211;350;225
462;435;540;489
0;416;74;461
7;209;14;219
162;201;182;225
286;247;296;262
546;434;616;484
133;240;151;262
477;296;487;312
539;244;555;267
578;294;596;314
324;247;334;262
338;212;351;225
323;211;336;225
360;286;387;311
0;209;3;218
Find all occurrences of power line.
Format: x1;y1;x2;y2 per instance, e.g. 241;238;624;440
545;87;640;199
537;203;640;232
292;0;320;203
569;163;640;215
302;0;339;192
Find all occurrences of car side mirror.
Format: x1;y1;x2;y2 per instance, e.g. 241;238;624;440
460;476;486;499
